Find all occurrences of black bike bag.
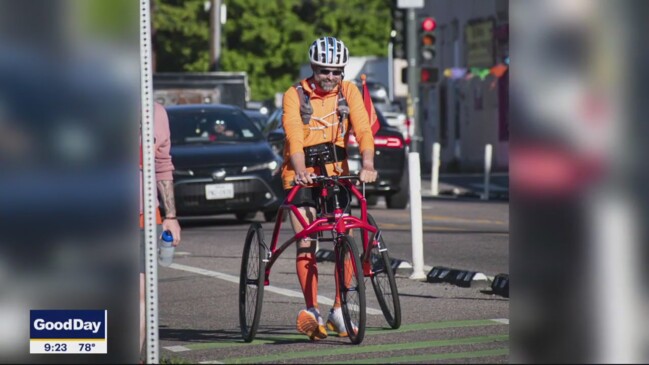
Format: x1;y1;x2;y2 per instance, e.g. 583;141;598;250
303;142;347;167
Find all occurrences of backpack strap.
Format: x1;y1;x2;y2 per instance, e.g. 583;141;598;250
332;83;350;173
336;83;350;138
293;82;312;125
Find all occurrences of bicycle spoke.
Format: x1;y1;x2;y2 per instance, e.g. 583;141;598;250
337;235;366;344
367;214;401;329
239;223;266;342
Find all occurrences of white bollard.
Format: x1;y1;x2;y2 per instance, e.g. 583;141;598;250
482;144;493;201
408;152;426;280
431;142;440;196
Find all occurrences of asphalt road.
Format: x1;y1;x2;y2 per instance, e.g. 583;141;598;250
157;196;509;364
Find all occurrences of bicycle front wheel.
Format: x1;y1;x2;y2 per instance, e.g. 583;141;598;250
367;214;401;329
336;234;366;344
239;223;267;342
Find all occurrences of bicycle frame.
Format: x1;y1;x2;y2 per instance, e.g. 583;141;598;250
263;177;382;285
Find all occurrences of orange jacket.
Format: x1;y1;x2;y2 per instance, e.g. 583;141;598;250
281;79;374;190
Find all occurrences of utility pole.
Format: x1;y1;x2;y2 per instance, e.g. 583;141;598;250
406;8;420;153
398;0;426;281
388;37;394;102
209;0;222;71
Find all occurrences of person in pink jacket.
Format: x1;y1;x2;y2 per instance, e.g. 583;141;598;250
139;102;181;357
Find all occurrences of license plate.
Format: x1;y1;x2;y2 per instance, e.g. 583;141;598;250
348;159;361;172
205;183;234;200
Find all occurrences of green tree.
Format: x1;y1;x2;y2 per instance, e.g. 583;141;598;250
153;0;392;100
75;0;139;39
299;0;392;58
221;0;316;100
153;0;211;72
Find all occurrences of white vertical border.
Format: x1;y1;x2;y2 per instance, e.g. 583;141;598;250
139;0;159;363
104;310;108;346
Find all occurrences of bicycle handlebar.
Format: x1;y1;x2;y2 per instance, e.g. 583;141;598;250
290;175;360;187
311;175;359;183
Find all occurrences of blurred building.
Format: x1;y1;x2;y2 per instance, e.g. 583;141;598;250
417;0;509;172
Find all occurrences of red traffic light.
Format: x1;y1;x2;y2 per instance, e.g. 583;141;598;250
421;68;431;82
422;17;436;32
420;67;438;83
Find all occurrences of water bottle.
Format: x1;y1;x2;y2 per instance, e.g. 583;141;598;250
158;230;175;267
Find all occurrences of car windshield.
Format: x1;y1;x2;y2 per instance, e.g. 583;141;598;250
244;111;268;132
168;108;264;145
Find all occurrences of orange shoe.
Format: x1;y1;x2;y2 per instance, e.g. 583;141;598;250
296;308;327;340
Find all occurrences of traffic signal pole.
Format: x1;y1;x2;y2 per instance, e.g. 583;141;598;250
406;8;420;153
405;6;426;281
388;39;394;102
209;0;222;71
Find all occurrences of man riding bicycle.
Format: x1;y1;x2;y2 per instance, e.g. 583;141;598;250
281;36;377;340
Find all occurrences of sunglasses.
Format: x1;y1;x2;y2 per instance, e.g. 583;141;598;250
318;68;343;76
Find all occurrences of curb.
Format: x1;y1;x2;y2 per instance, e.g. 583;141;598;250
421;189;509;201
316;250;508;298
398;262;507;297
425;266;491;288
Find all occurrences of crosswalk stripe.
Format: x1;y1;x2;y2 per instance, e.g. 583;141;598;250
168;262;382;315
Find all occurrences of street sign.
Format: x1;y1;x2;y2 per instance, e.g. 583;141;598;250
466;19;495;68
397;0;424;9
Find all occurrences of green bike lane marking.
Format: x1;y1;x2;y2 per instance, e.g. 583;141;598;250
322;348;509;364
171;319;506;351
218;335;508;364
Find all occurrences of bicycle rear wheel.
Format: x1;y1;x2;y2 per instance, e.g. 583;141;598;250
367;214;401;329
239;223;267;342
336;234;366;344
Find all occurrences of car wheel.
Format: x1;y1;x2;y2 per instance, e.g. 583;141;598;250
386;173;409;209
365;195;379;206
263;210;287;223
236;212;257;221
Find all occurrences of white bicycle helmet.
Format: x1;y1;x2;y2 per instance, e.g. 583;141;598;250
309;37;349;67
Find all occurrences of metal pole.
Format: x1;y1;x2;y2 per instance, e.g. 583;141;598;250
210;0;222;71
140;0;159;363
406;8;420;153
388;40;394;102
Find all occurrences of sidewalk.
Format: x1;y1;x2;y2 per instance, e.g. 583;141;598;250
420;176;473;199
418;173;509;201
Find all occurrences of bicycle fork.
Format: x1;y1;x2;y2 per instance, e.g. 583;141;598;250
362;229;385;277
260;239;271;286
333;235;355;305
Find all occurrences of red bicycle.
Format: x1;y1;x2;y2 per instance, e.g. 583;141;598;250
239;174;401;345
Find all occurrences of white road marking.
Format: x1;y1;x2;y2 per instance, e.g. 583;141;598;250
164;345;191;352
168;263;383;315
